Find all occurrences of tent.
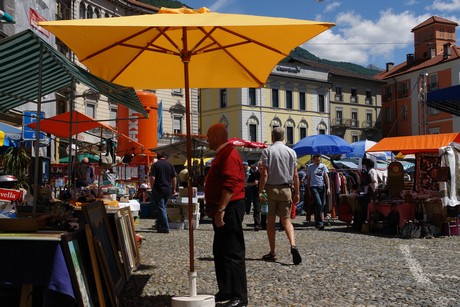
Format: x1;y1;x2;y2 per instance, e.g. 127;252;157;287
150;139;211;165
427;85;460;116
367;133;460;154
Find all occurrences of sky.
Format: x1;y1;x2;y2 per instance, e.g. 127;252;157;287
182;0;460;69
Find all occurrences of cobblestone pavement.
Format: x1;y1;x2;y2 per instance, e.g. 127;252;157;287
120;214;460;307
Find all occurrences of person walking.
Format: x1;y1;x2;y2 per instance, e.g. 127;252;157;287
204;123;248;307
74;157;94;188
247;163;262;231
149;152;177;234
258;127;302;265
306;154;330;230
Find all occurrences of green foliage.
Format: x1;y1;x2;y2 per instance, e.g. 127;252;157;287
1;147;31;190
287;47;382;77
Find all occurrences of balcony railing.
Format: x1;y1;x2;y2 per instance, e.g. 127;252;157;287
334;94;343;102
365;97;373;105
350;95;358;103
331;118;350;127
361;120;380;129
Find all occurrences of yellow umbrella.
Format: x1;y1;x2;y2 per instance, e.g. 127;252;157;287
39;7;334;297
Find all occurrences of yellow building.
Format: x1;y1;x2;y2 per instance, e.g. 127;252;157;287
200;60;384;153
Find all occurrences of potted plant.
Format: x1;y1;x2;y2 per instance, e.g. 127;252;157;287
0;146;31;190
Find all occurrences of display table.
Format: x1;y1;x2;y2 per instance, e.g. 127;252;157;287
367;202;416;228
0;232;75;306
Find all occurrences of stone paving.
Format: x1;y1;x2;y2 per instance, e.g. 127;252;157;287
120;214;460;307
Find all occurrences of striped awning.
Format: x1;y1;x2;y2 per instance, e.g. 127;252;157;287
0;29;148;118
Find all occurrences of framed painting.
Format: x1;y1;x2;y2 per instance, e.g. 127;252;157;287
61;231;96;307
82;201;125;306
120;207;140;269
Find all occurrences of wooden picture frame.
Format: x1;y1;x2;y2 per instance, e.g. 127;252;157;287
82;201;125;306
120;207;140;269
61;231;97;307
113;208;133;280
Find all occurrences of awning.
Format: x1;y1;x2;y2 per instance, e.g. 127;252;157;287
150;139;211;164
0;30;148;118
28;110;117;138
427;85;460;116
367;133;460;154
0;122;21;140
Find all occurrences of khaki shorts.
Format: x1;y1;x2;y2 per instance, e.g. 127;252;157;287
266;185;292;218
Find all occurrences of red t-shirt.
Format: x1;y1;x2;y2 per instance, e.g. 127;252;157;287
204;144;245;204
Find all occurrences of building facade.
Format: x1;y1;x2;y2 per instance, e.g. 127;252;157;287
200;60;384;154
375;16;460;137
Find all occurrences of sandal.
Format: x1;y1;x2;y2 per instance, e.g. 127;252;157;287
262;252;276;261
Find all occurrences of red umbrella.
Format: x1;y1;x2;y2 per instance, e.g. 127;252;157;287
228;137;251;147
248;141;268;149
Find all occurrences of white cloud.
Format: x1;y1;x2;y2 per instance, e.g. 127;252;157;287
209;0;234;12
302;9;431;67
426;0;460;12
325;1;341;13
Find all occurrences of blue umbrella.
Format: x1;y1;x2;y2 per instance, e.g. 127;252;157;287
292;134;352;156
345;140;392;161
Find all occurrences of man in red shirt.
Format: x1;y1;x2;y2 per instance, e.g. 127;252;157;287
205;123;248;307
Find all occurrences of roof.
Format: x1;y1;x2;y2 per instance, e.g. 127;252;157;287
367;133;460;154
0;29;148;118
411;16;458;32
427;85;460;116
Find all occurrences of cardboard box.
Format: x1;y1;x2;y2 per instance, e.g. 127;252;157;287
184;213;201;229
179;187;197;197
169;222;185;230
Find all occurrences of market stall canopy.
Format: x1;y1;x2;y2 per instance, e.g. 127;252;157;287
0;30;147;117
27;111;117;138
150;139;211;163
427;85;460;116
367;133;460;154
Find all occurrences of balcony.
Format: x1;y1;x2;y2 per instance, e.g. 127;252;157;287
365;97;373;105
331;118;349;127
334;94;343;102
349;118;359;128
361;120;380;130
350;95;358;103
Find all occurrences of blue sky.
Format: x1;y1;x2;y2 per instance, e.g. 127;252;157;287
183;0;460;69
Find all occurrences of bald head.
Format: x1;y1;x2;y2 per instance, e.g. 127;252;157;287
207;123;228;150
82;157;89;164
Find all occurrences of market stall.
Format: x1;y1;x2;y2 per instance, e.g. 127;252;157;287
367;133;460;236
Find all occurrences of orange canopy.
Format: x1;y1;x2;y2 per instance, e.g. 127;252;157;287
28;111;117;138
367;133;460;154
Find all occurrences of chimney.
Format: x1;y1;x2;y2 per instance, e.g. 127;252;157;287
443;43;451;59
406;54;414;65
386;62;394;72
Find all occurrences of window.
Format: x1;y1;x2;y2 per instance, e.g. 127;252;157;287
286;90;293;109
248;88;256;106
429;74;438;91
318;129;326;135
365;89;372;105
402;104;408;120
336;109;343;125
366;112;373;128
318;94;325;112
299;127;307;139
109;107;117;128
249;124;257;141
384;86;393;101
173;116;182;133
86;5;93;19
220;89;227;108
272;89;279;108
299;92;306;111
352;135;359;143
335;86;343;101
351;111;358;127
86;102;96;118
398;81;409;98
385;108;392;123
286;126;294;145
79;2;86;19
95;8;100;18
351;88;358;102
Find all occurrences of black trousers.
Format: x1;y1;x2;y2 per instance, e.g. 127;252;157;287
213;199;248;301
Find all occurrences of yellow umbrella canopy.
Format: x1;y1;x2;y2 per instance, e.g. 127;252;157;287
39;7;334;89
39;7;334;295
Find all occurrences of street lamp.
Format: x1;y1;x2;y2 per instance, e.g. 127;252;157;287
0;10;15;24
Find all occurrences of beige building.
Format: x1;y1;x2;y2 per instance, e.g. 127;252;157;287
200;59;384;156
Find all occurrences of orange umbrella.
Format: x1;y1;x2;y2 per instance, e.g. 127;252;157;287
39;7;334;296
